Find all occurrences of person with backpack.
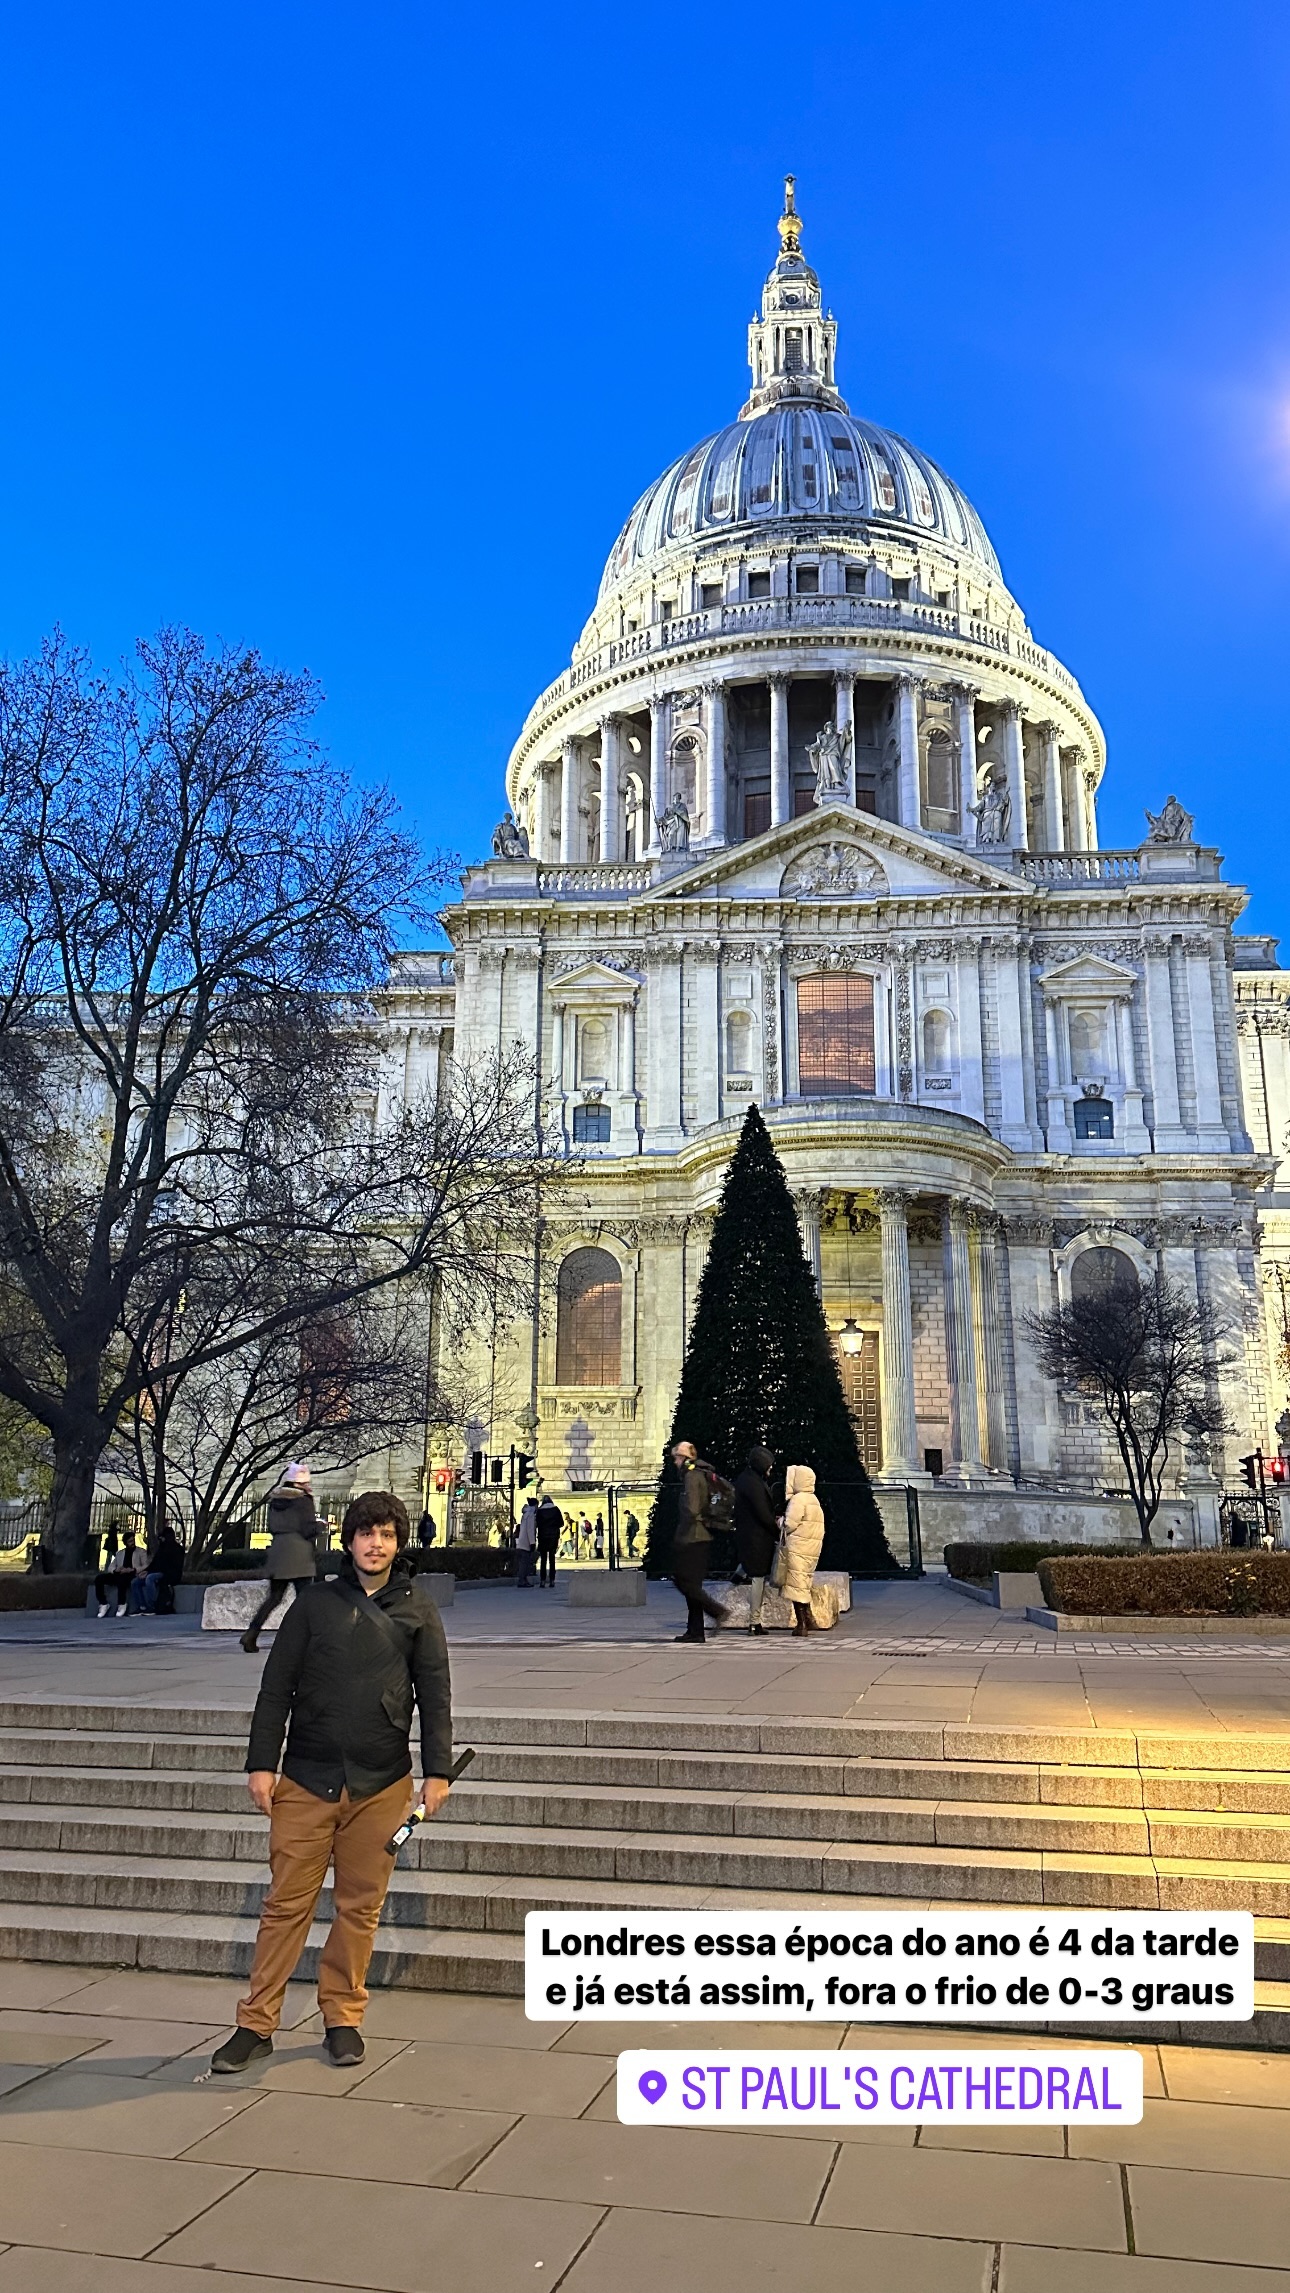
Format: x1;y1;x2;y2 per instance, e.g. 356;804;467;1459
208;1489;454;2075
535;1493;563;1587
733;1445;778;1635
669;1441;731;1643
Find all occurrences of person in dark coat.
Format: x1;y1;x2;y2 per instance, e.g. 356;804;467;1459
534;1494;563;1588
241;1463;319;1652
210;1488;455;2075
669;1441;730;1644
733;1445;778;1635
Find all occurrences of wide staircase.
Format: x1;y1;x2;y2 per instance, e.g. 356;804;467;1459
2;1696;1289;2044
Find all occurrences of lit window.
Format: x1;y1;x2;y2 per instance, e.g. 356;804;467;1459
795;565;819;594
556;1247;621;1383
1073;1097;1114;1140
797;975;876;1097
572;1103;611;1144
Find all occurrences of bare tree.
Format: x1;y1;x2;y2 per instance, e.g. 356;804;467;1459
1026;1269;1231;1545
0;628;550;1566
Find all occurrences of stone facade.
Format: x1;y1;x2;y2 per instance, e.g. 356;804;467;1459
396;186;1280;1509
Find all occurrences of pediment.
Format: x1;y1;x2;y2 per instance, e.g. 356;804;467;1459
661;804;1022;902
548;958;641;1005
1038;953;1138;1000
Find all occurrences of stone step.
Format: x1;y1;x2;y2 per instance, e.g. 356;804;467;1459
0;1729;245;1773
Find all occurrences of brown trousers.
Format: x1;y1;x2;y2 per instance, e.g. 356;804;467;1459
237;1772;413;2036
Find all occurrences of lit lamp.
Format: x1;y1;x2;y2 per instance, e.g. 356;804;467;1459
839;1318;864;1356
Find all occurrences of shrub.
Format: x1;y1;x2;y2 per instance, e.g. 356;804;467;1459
1037;1552;1290;1617
0;1574;91;1610
943;1541;1141;1583
409;1546;514;1581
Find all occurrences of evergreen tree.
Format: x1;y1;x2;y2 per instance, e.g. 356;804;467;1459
645;1106;893;1577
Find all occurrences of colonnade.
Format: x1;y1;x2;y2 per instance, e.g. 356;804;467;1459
874;1189;1011;1485
527;674;1094;863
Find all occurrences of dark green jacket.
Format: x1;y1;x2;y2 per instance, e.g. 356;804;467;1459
246;1559;453;1800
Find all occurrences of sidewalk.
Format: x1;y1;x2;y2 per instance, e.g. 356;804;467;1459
0;1962;1288;2289
5;1576;1290;1738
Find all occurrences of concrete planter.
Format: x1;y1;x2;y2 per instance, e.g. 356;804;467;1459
1028;1606;1290;1636
567;1573;647;1607
710;1580;842;1630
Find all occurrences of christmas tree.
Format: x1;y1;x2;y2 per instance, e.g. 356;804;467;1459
645;1105;893;1577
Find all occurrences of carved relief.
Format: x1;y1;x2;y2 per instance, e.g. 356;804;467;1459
781;841;886;899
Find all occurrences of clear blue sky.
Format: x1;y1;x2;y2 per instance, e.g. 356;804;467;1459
1;4;1287;938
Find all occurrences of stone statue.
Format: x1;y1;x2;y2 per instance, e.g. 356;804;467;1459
971;771;1011;848
1145;794;1194;844
806;719;852;804
490;809;530;859
657;794;691;853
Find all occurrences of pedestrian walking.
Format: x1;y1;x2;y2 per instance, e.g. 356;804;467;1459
535;1493;563;1587
94;1526;125;1618
515;1495;539;1588
209;1490;454;2075
733;1445;778;1635
241;1464;320;1654
593;1513;605;1561
624;1510;640;1559
779;1464;826;1638
669;1441;730;1644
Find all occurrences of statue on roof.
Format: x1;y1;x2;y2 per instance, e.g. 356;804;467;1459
807;719;852;804
1145;794;1194;845
491;810;530;860
971;770;1011;848
657;794;691;853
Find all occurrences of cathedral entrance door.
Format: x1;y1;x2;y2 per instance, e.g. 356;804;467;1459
839;1330;882;1473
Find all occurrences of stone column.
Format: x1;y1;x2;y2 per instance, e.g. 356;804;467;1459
703;680;728;846
877;1188;919;1479
647;696;667;858
971;1212;1010;1475
1064;748;1088;852
1186;937;1228;1148
835;672;856;807
598;715;621;864
1001;701;1028;850
942;1197;986;1482
769;673;791;825
1083;762;1100;852
793;1188;823;1295
1144;933;1185;1148
1040;722;1064;851
532;762;552;860
559;736;580;862
897;674;921;829
952;683;977;840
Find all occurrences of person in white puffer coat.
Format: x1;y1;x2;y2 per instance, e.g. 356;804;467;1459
780;1464;825;1637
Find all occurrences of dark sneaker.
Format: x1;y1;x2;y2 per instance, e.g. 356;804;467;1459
325;2026;365;2066
673;1631;706;1643
211;2027;272;2074
239;1632;259;1653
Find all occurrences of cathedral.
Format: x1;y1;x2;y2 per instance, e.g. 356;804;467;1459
404;181;1288;1510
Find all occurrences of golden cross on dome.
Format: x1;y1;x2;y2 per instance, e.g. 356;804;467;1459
778;173;802;256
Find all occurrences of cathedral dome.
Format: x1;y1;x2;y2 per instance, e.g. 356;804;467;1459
597;175;1001;602
597;406;1001;599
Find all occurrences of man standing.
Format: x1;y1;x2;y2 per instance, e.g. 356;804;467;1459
514;1495;539;1588
733;1445;778;1635
240;1462;319;1654
669;1441;730;1644
209;1490;454;2074
535;1492;563;1588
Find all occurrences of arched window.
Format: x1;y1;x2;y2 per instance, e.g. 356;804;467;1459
578;1018;610;1085
922;1009;953;1076
726;1010;753;1074
556;1248;622;1385
1069;1008;1106;1076
797;975;876;1097
1071;1245;1137;1306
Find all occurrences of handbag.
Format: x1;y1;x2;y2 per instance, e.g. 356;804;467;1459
771;1530;789;1591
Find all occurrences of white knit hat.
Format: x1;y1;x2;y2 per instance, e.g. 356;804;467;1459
284;1462;312;1490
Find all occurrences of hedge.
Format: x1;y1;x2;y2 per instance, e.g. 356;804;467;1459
0;1574;92;1610
943;1541;1142;1583
1037;1551;1290;1617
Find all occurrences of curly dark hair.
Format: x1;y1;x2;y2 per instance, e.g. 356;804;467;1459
341;1491;411;1550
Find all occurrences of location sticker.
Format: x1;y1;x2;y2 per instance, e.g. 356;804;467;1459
637;2070;668;2105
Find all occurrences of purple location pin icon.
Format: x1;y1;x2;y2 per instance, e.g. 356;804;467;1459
638;2070;667;2105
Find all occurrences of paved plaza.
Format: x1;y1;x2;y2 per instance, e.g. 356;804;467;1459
1;1576;1289;2287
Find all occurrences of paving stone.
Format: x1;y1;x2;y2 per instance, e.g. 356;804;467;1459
156;2169;604;2291
0;1969;96;2010
0;2139;247;2256
1129;2163;1290;2266
355;2038;613;2117
357;1992;570;2048
998;2245;1290;2289
1073;2096;1290;2174
61;1971;317;2026
818;2143;1127;2250
558;2207;994;2292
185;2087;517;2183
1159;2045;1290;2106
0;2066;262;2155
0;2254;368;2293
466;2111;833;2219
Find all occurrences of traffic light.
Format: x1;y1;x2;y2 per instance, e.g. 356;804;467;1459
516;1453;533;1488
470;1451;484;1485
490;1457;504;1484
1270;1457;1289;1485
432;1469;452;1493
1240;1455;1260;1491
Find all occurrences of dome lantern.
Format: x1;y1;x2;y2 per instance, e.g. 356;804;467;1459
742;174;845;420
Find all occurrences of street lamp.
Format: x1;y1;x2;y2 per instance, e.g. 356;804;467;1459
838;1318;864;1356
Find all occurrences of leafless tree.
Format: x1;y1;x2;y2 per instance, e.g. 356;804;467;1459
0;628;551;1567
1025;1268;1231;1545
